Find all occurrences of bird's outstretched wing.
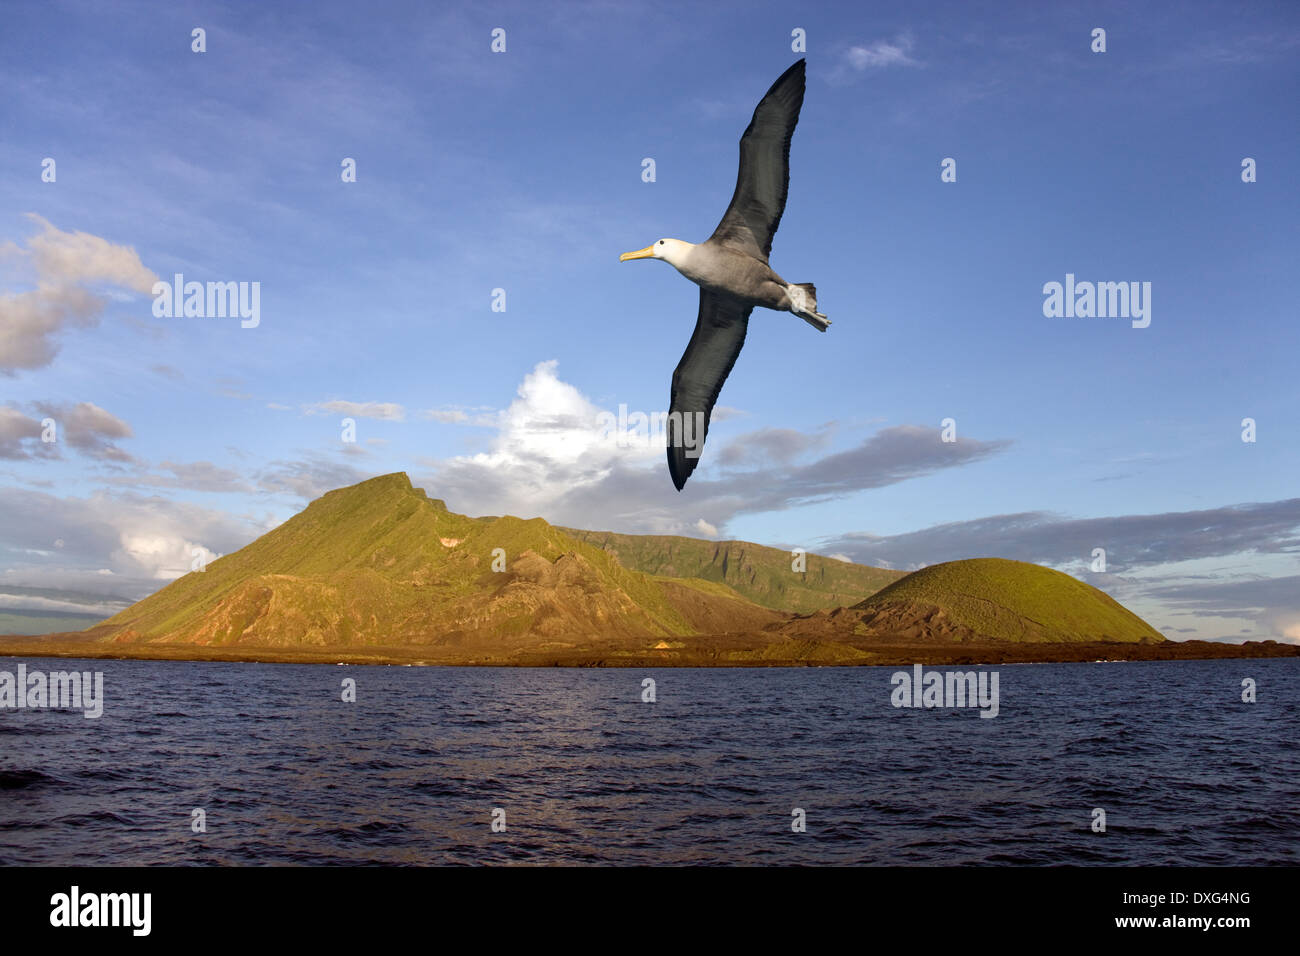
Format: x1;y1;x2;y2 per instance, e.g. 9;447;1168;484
667;290;752;490
708;58;806;261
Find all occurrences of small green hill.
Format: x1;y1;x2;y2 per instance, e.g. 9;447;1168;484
850;558;1165;643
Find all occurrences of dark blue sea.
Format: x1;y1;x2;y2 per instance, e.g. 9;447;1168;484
0;657;1295;865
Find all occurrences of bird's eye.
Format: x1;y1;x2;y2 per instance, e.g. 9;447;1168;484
659;240;665;245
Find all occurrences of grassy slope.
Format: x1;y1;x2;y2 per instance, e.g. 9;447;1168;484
560;529;904;613
853;557;1165;643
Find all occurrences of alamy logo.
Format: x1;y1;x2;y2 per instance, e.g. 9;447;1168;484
1042;273;1151;328
50;886;151;936
595;404;707;457
0;664;103;718
890;664;999;718
152;273;260;328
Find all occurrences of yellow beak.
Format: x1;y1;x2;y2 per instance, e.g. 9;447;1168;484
619;245;656;262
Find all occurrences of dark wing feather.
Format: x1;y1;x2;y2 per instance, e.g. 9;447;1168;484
708;58;805;261
667;290;752;490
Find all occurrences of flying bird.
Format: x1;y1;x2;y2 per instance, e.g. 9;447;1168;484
620;58;828;491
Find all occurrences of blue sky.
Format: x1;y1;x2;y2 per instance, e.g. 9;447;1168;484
2;0;1298;642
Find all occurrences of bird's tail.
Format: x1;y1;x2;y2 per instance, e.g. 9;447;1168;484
788;283;830;332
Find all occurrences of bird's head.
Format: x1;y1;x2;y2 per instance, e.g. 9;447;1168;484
619;238;692;267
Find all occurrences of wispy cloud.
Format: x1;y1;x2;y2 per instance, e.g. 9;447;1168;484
4;401;137;464
304;400;406;422
108;460;252;494
1139;574;1300;645
820;500;1300;572
424;409;469;424
257;452;373;501
843;34;920;71
34;401;135;463
717;426;830;468
0;215;158;373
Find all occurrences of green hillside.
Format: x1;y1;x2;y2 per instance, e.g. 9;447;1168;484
851;557;1165;643
560;529;903;613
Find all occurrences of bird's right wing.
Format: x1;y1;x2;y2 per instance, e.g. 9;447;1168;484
708;58;806;261
667;290;752;490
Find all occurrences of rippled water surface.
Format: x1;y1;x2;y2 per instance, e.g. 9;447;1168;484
0;658;1296;864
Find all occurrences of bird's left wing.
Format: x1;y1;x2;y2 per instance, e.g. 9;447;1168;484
667;290;752;490
708;58;806;261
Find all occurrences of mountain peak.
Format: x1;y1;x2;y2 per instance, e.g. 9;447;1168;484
355;471;413;491
307;471;453;510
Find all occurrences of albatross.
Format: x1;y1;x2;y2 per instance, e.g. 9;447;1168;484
620;58;828;491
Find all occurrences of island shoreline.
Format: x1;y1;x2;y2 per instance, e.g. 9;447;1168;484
0;637;1294;668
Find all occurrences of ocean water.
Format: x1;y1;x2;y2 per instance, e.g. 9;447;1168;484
0;657;1295;865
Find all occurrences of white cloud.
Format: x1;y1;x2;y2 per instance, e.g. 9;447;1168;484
695;518;718;538
844;35;919;70
0;485;267;593
0;285;102;372
24;214;158;293
419;360;1006;538
0;215;159;373
424;359;662;522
